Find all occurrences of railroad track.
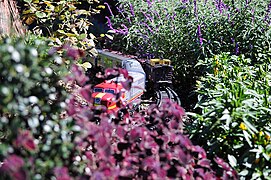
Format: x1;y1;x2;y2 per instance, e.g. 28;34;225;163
155;87;181;107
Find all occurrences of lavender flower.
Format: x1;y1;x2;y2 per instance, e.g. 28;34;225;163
153;10;161;19
146;0;152;7
105;16;128;35
117;7;125;18
217;0;222;14
127;17;131;24
141;11;153;22
194;0;198;16
235;42;239;55
104;2;114;17
264;2;271;23
129;3;135;16
197;24;203;46
105;16;114;30
231;37;235;44
142;22;153;33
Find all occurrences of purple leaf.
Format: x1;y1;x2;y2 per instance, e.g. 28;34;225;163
121;76;133;90
198;159;211;168
14;130;36;151
79;85;92;102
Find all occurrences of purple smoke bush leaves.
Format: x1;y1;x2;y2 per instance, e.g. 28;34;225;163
1;155;27;180
59;65;238;179
67;64;89;86
54;167;72;180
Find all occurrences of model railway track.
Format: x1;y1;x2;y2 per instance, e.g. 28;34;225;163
155;87;181;107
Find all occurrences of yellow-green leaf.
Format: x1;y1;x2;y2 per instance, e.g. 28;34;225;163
97;5;105;9
81;62;92;70
57;30;66;34
105;34;113;40
66;33;77;37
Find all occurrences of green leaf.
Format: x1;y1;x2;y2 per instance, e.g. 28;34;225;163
66;33;77;37
55;5;63;13
239;170;249;176
105;34;114;40
243;130;252;147
243;119;258;134
24;0;32;3
78;62;92;70
35;11;47;18
78;34;87;40
57;30;66;34
228;154;237;167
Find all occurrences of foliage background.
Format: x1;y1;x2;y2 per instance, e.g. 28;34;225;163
1;0;271;179
108;0;271;111
0;36;237;179
188;53;271;179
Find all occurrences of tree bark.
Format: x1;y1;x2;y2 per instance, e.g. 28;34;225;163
0;0;24;35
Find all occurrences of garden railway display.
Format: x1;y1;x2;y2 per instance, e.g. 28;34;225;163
90;49;181;111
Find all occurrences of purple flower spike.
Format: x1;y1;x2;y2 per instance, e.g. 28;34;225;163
146;0;152;7
104;2;114;16
235;42;239;55
197;24;203;46
105;16;114;30
129;3;135;16
194;0;198;17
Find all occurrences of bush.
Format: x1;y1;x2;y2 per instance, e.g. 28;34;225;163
0;36;79;178
0;36;237;179
187;53;271;179
18;0;113;57
106;0;271;110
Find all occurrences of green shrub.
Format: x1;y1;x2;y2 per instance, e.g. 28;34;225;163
18;0;109;57
0;36;80;179
187;53;271;179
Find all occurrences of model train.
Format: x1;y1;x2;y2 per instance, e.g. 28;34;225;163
89;49;180;111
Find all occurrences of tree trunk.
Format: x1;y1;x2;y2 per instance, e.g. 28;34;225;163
0;0;24;35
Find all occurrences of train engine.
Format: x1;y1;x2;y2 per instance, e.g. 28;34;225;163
143;58;173;91
91;58;145;111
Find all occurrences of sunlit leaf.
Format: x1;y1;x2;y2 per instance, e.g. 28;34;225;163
107;30;116;34
89;33;96;39
97;5;105;9
78;34;87;40
227;154;237;167
66;33;77;37
57;30;66;34
80;62;92;70
243;130;252;147
243;119;258;134
89;48;98;57
23;0;32;3
105;34;114;40
35;11;47;18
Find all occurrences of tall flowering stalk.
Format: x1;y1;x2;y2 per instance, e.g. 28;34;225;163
197;24;203;46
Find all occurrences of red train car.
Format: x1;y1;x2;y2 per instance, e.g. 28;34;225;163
91;57;146;111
